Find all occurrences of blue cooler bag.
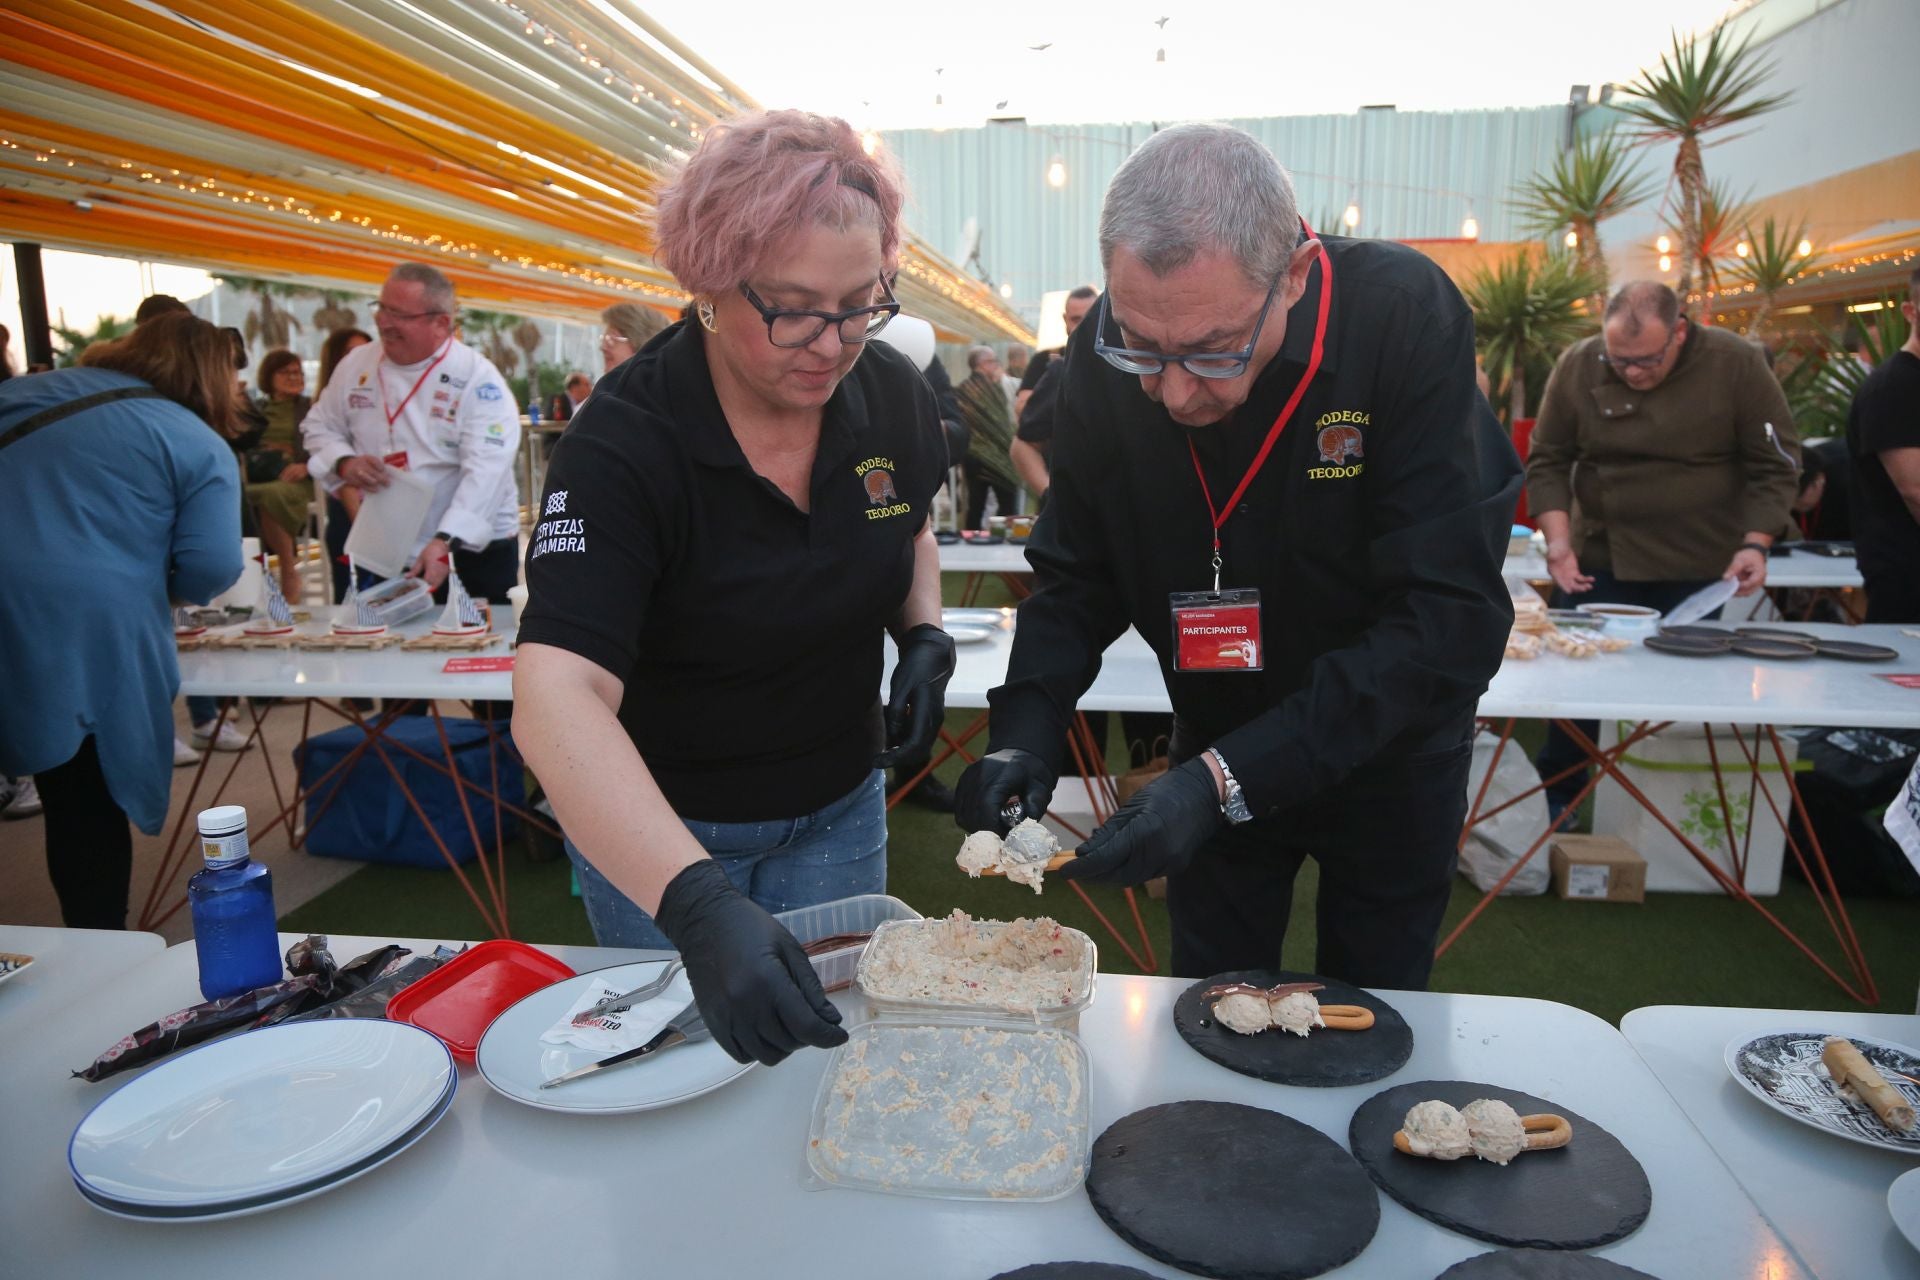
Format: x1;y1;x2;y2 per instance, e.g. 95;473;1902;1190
294;717;523;868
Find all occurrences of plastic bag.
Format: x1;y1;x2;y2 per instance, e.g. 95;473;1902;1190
1458;728;1551;896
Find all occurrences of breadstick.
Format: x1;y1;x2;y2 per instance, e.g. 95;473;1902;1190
1821;1036;1916;1133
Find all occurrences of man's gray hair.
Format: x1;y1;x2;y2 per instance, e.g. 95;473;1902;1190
388;262;457;315
1099;124;1302;289
1604;281;1680;336
967;345;997;371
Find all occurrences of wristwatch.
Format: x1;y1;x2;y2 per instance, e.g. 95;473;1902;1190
1206;748;1254;825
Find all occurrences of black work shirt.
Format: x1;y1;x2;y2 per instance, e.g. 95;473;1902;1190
989;235;1522;816
518;322;944;821
1846;350;1920;616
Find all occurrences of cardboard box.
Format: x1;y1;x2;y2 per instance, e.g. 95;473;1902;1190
1549;835;1647;904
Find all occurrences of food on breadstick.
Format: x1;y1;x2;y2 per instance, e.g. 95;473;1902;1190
955;819;1063;893
1202;981;1375;1036
1821;1036;1916;1133
1393;1098;1573;1165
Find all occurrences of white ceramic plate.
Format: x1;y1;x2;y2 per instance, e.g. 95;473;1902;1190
477;963;754;1114
73;1072;456;1222
69;1021;454;1209
0;951;33;987
1724;1028;1920;1155
1891;1167;1920;1255
946;624;997;646
942;608;1011;629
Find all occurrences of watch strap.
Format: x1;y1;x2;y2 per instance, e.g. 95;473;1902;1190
1206;748;1254;825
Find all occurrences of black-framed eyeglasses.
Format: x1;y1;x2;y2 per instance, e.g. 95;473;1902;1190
738;278;901;348
370;302;449;323
1092;275;1282;380
1601;321;1683;372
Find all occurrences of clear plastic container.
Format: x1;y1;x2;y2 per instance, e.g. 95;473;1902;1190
805;1019;1091;1201
774;894;921;993
357;577;436;627
854;915;1097;1030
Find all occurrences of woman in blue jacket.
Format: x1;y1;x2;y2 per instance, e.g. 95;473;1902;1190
0;313;244;928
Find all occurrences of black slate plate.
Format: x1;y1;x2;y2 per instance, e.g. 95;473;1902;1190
1349;1080;1650;1250
1643;634;1732;656
1729;635;1817;660
1172;970;1412;1087
1436;1250;1661;1279
1736;626;1812;642
1812;639;1900;662
992;1266;1162;1280
1656;624;1733;639
1087;1100;1379;1280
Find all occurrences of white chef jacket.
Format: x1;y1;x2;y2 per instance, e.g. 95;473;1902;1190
301;337;521;555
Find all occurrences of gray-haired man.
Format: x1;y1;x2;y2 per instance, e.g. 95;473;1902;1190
955;124;1521;989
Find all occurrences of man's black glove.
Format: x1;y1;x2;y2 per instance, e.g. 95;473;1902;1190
873;624;956;771
954;747;1057;835
1053;756;1224;885
653;860;847;1067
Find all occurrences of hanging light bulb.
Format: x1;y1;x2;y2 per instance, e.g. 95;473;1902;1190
999;282;1014;299
1796;237;1814;256
1658;254;1673;273
1564;230;1580;248
1735;241;1750;258
861;130;881;157
1046;157;1067;188
1156;48;1166;63
1461;212;1479;241
1655;234;1672;254
1342;201;1361;229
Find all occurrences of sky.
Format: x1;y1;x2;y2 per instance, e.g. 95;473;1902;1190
639;0;1742;129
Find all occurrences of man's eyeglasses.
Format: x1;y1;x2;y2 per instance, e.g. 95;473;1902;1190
739;279;901;349
1092;276;1282;380
1602;322;1682;372
371;302;448;323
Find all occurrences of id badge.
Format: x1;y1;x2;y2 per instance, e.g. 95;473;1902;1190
1170;589;1263;671
383;450;410;471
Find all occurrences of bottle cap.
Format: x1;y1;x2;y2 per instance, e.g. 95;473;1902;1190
197;805;249;839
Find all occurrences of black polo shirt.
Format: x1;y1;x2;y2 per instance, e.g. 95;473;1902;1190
1846;349;1920;621
989;235;1522;815
518;321;944;821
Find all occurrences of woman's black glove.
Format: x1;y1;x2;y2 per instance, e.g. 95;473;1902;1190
954;747;1057;835
873;624;956;771
653;860;846;1066
1053;757;1224;885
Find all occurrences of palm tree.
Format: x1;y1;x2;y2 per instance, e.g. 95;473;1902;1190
1690;179;1753;301
1725;215;1818;338
1615;26;1790;300
1510;130;1656;310
462;309;521;378
512;319;545;401
310;291;359;334
52;315;135;366
212;274;305;350
1463;249;1605;425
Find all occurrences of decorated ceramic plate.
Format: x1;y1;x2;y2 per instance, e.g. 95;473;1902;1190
1725;1029;1920;1154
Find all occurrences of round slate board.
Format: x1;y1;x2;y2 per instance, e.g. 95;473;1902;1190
992;1265;1163;1280
1172;970;1413;1087
1349;1081;1651;1250
1086;1100;1379;1280
1436;1250;1661;1279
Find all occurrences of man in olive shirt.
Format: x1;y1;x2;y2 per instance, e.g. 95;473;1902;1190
1526;281;1800;815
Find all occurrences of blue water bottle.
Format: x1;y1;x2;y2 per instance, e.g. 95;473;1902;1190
527;396;541;425
189;805;283;1001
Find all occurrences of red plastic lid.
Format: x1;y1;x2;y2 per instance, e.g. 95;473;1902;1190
385;940;575;1062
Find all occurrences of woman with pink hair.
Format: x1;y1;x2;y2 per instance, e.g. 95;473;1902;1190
514;111;954;1069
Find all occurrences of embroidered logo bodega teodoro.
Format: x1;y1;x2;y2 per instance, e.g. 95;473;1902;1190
856;455;910;519
1310;411;1367;480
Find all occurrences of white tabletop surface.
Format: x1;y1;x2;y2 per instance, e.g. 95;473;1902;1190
1504;546;1864;591
1622;1004;1920;1280
0;931;1807;1278
938;539;1034;575
0;925;167;1037
177;607;519;701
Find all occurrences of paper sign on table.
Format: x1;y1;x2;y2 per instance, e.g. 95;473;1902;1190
443;657;515;673
1878;674;1920;690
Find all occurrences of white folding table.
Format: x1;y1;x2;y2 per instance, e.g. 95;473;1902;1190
0;925;166;1039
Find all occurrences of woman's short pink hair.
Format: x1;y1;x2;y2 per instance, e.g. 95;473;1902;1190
653;110;904;297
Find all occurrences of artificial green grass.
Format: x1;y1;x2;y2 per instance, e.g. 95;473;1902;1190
280;569;1920;1025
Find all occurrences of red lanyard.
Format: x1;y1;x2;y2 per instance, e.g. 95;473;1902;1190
1186;234;1334;589
379;338;453;450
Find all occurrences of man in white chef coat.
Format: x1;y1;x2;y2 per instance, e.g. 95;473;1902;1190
302;262;522;602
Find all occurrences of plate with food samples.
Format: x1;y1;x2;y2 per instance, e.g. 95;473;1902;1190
1725;1029;1920;1154
1171;969;1412;1086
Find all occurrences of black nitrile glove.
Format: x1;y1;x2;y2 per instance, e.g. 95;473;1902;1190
653;860;847;1067
873;624;957;771
954;747;1057;836
1053;756;1225;885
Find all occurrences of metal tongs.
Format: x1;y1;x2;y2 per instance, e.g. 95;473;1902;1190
569;958;684;1026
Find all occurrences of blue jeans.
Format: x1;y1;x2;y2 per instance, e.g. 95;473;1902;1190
187;696;218;727
565;770;888;949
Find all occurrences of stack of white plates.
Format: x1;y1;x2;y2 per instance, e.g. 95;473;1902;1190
69;1020;455;1222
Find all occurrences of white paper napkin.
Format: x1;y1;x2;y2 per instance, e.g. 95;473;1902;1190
540;972;697;1054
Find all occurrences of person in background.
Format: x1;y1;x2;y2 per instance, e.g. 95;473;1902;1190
514;110;953;1067
1526;280;1799;821
1015;285;1097;419
316;327;374;603
245;350;313;605
0;322;14;384
1010;285;1097;502
548;371;593;422
600;302;670;374
0;313;243;927
956;344;1019;528
1004;342;1029;384
134;293;189;325
302;263;522;605
1846;265;1920;623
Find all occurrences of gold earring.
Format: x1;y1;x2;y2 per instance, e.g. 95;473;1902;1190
696;300;717;332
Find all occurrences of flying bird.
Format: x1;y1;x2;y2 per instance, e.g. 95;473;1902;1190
1154;17;1169;28
995;100;1009;110
1028;42;1052;51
